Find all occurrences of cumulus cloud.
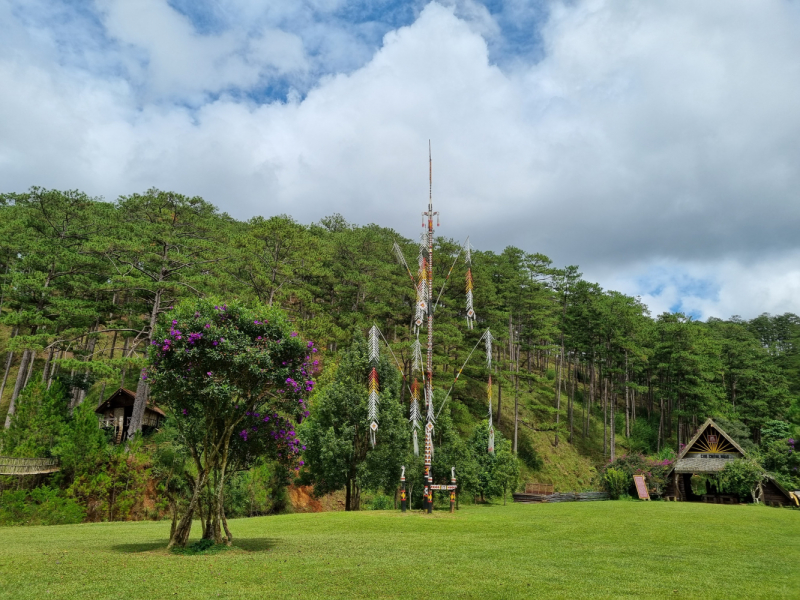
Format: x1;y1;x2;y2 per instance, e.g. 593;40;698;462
1;0;800;319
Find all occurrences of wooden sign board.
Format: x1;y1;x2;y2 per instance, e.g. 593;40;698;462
633;475;650;501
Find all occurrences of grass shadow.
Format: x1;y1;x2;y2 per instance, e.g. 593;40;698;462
233;537;280;552
111;541;167;553
110;537;279;554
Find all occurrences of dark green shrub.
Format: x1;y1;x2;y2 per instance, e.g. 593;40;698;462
369;494;392;510
0;486;85;526
603;468;630;500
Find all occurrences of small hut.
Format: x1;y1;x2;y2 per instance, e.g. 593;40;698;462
663;418;793;506
95;388;165;444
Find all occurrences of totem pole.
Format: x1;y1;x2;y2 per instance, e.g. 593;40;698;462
374;144;495;512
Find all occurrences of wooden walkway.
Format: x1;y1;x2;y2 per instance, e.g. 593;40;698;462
0;456;60;475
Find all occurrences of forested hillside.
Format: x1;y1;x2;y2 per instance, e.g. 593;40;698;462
1;187;799;517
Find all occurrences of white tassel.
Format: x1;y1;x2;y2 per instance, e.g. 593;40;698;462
411;337;423;373
368;325;380;363
485;330;493;370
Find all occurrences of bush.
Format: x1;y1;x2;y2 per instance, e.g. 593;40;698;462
629;419;658;455
0;486;85;526
600;453;674;497
603;468;630;500
719;459;766;503
545;369;556;381
369;494;392;510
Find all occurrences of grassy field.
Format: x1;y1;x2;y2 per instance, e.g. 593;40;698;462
1;502;798;599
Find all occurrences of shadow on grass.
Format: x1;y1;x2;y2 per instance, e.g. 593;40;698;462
110;537;279;554
111;541;167;553
233;537;279;552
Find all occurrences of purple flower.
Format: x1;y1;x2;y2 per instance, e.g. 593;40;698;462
182;409;187;415
213;341;218;346
172;320;178;325
291;332;298;337
207;371;212;376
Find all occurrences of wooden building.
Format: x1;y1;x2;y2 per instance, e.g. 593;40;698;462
663;418;793;506
95;388;165;444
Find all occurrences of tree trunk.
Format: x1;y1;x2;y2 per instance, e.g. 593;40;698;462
127;291;161;439
513;323;520;455
554;337;564;447
168;468;210;549
5;349;32;428
41;346;55;384
624;351;630;438
603;375;608;458
610;377;616;462
0;326;17;405
119;336;129;388
568;354;575;444
23;350;36;390
497;380;502;424
345;478;352;511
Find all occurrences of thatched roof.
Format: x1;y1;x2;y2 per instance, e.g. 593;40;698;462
674;456;736;473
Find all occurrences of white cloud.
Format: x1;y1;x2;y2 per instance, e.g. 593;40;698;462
2;1;800;319
95;0;308;100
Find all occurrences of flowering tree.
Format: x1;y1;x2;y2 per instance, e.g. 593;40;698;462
147;298;316;548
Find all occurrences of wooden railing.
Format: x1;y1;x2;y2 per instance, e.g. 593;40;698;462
0;456;60;475
525;483;554;495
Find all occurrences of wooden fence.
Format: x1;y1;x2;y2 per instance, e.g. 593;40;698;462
513;491;609;504
525;483;554;495
0;456;60;475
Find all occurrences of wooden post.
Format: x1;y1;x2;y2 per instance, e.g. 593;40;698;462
400;466;407;512
450;468;456;513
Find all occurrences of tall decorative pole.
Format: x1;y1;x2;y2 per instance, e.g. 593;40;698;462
486;331;495;454
422;142;438;514
368;325;380;447
381;144;490;513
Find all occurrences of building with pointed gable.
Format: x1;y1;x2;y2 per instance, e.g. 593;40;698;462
663;418;793;506
95;388;165;444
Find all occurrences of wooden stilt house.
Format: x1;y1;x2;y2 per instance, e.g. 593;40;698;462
95;388;165;444
663;418;793;506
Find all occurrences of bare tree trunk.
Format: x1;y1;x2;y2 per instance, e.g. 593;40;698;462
5;349;32;428
127;291;161;439
497;380;502;424
624;350;630;439
513;320;519;455
554;337;564;447
568;354;575;444
610;377;616;462
603;375;608;458
119;336;129;388
41;346;55;385
23;350;35;389
0;326;17;404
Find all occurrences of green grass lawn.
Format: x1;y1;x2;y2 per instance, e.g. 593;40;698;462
1;501;798;599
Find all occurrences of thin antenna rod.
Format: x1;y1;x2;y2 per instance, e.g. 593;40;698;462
429;140;432;202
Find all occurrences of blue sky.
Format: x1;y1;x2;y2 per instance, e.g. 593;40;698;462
3;0;800;320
